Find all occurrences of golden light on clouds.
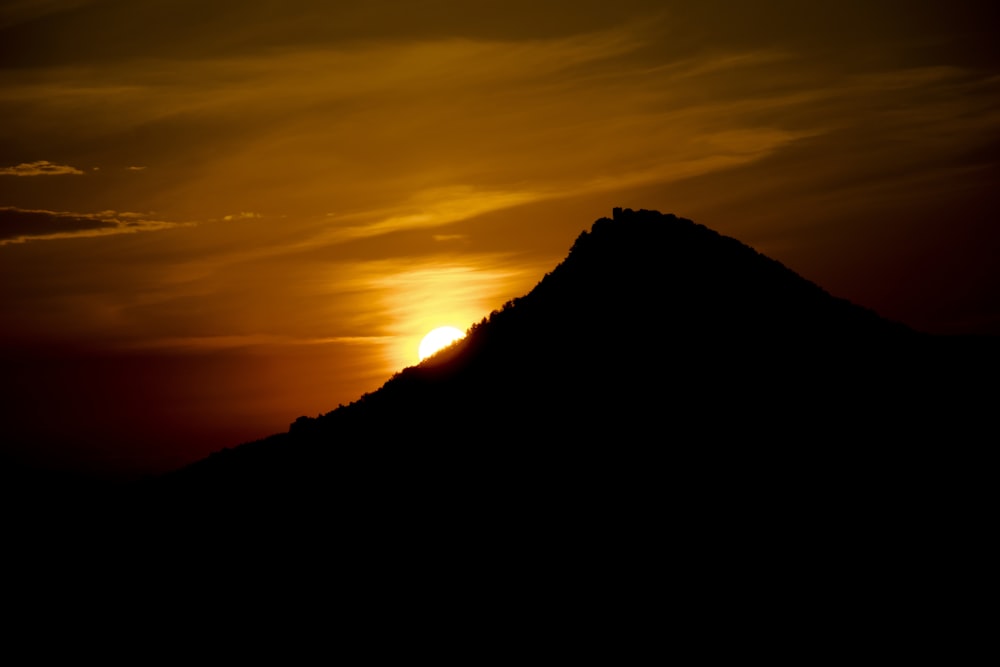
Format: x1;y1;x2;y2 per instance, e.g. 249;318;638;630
318;186;549;244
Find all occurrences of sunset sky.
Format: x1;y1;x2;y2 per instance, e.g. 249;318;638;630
2;1;998;476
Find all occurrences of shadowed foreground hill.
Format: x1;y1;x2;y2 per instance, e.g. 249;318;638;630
152;208;994;509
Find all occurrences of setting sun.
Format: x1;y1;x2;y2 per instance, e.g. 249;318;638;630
418;326;465;361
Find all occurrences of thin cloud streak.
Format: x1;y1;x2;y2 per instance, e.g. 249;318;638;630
0;160;83;176
128;333;394;351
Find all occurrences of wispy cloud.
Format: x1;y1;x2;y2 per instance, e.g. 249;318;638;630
0;160;84;176
323;186;547;243
0;207;193;245
223;211;262;221
130;333;393;351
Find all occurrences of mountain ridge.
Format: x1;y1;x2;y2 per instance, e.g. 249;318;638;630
152;207;973;503
9;207;993;579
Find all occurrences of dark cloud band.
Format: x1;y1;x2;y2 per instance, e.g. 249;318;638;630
0;207;189;245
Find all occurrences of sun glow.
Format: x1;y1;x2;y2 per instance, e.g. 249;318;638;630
418;326;465;361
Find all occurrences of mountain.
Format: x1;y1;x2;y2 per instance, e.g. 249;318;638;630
14;209;991;642
146;208;992;512
13;208;993;616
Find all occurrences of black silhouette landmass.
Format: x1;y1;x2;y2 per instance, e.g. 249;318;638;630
139;209;993;514
6;210;994;515
8;209;994;634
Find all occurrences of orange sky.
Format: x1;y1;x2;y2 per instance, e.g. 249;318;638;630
2;1;999;476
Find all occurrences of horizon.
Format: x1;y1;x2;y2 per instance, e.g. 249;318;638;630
2;1;998;478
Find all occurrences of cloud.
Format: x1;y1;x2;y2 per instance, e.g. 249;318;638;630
130;333;393;351
0;207;193;245
223;211;262;221
126;165;147;171
2;10;996;263
325;186;547;242
0;160;84;176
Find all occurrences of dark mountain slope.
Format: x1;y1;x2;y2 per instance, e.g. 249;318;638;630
17;209;989;641
149;208;992;511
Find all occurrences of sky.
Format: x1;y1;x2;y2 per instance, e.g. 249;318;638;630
2;1;999;477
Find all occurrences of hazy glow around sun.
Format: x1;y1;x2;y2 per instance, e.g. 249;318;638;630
418;326;465;361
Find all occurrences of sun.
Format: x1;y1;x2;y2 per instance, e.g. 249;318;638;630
418;326;465;361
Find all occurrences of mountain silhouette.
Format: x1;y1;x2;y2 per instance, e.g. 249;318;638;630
12;209;993;630
144;208;993;516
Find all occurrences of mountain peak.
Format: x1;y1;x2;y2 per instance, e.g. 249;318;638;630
490;208;912;346
158;208;954;498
